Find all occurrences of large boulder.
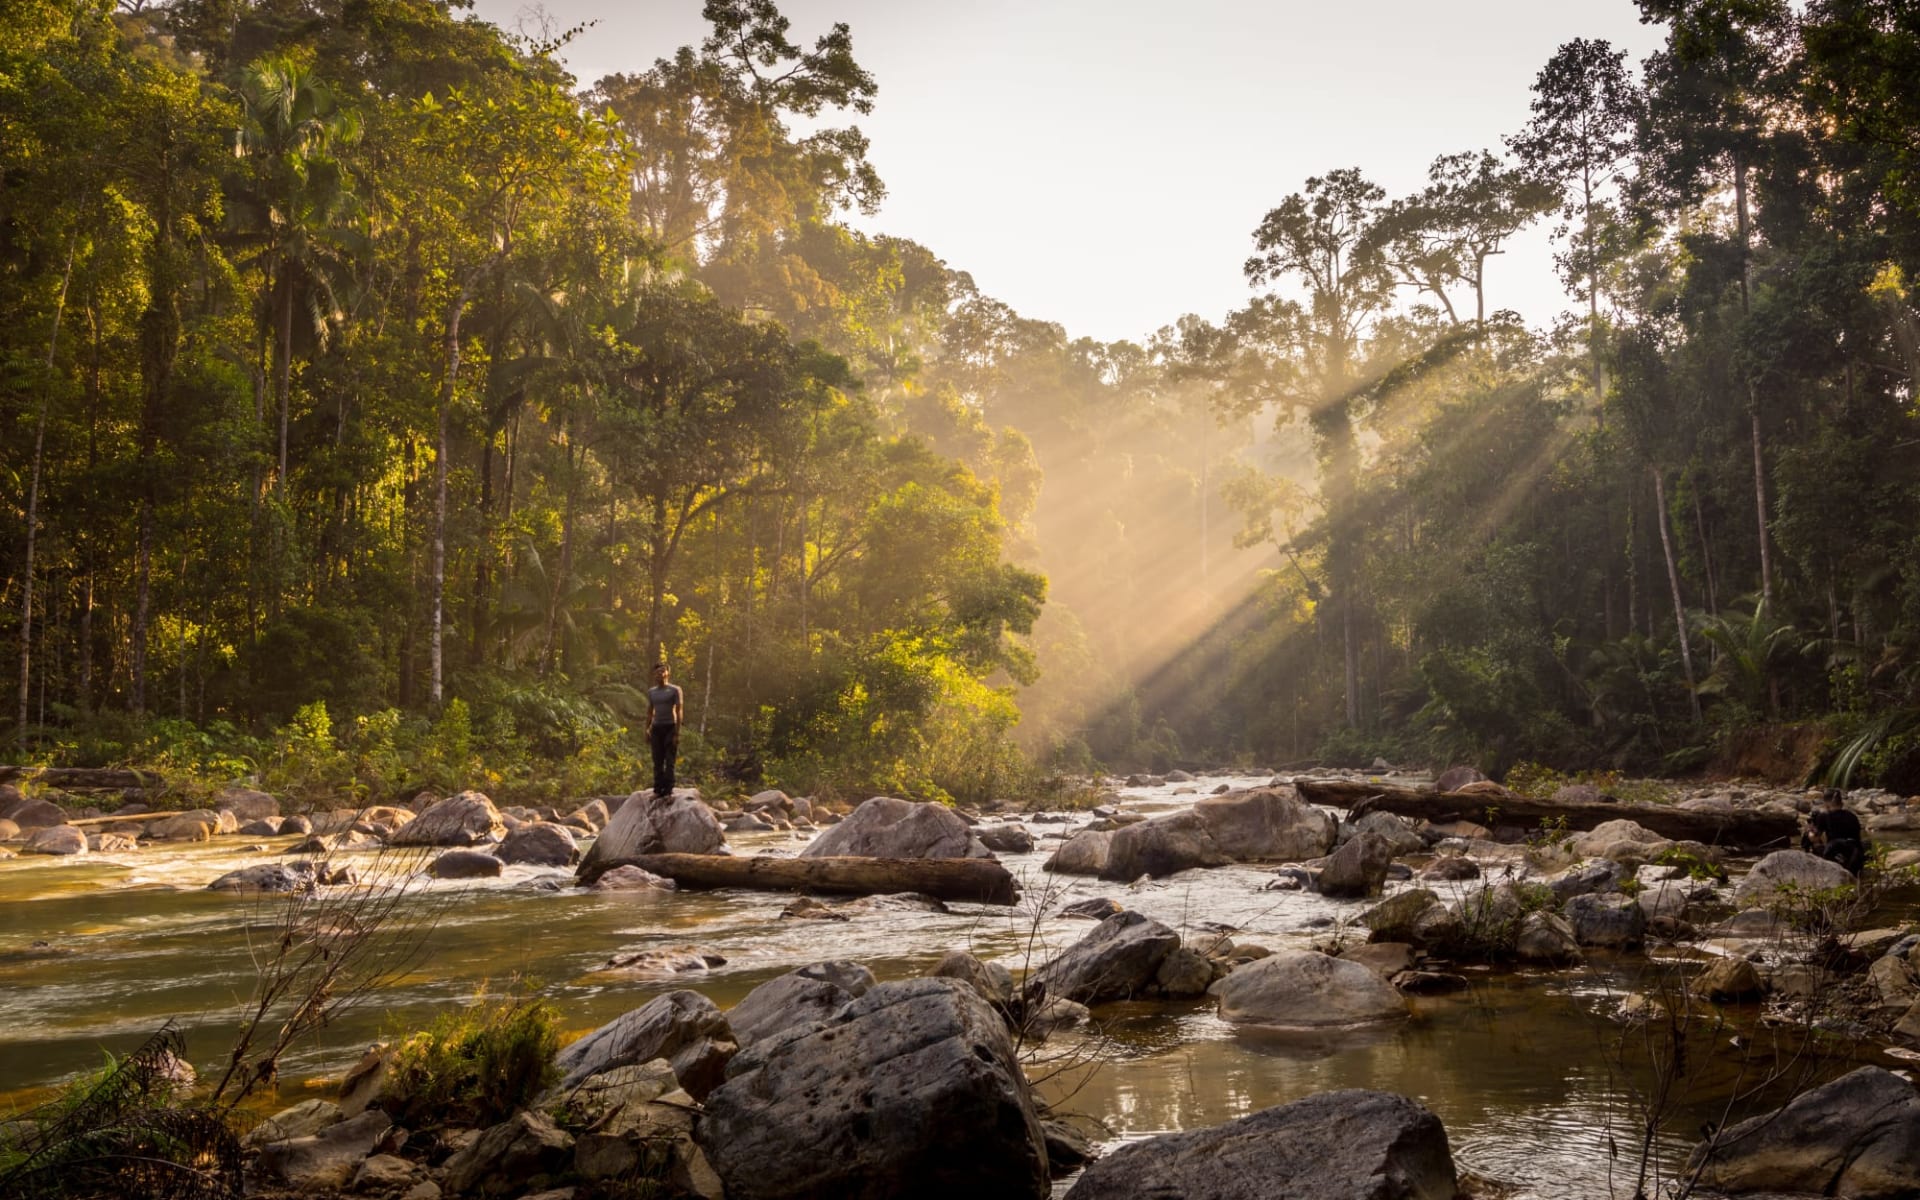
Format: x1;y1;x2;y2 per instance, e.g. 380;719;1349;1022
1214;949;1409;1029
929;951;1014;1009
23;825;87;856
728;961;876;1049
256;1109;392;1191
1343;810;1426;857
1360;889;1459;950
388;790;504;847
1063;1089;1456;1200
497;821;578;867
442;1111;574;1198
1319;831;1395;898
1044;829;1113;875
800;796;989;860
568;1060;722;1196
1027;910;1180;1004
1097;788;1336;881
554;990;737;1099
696;978;1050;1200
1512;911;1582;963
580;790;725;871
1100;810;1227;879
1435;766;1486;792
215;787;281;821
1564;893;1647;948
977;824;1036;853
1569;819;1672;862
6;797;70;830
147;811;230;841
1735;849;1855;904
1191;786;1337;861
1686;1067;1920;1199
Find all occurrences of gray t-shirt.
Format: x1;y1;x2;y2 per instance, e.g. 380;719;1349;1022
647;684;683;727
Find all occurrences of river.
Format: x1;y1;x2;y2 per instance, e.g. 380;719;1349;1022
0;774;1870;1197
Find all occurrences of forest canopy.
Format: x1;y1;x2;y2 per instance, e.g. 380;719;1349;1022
2;0;1918;802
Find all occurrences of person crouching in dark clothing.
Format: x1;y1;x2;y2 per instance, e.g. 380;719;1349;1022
1803;788;1867;874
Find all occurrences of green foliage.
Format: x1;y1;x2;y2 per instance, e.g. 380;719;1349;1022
384;992;561;1129
0;1026;241;1200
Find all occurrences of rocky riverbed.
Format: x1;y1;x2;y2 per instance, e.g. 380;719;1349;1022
4;769;1920;1198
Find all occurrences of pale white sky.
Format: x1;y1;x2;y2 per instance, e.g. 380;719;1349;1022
473;0;1667;343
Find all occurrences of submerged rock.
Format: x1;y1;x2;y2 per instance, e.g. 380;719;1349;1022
800;795;990;860
1064;1089;1456;1200
588;864;676;892
1687;1067;1920;1199
209;863;314;893
427;849;504;879
1214;949;1409;1029
697;978;1050;1200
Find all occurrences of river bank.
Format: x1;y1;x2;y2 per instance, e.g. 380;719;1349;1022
4;769;1920;1197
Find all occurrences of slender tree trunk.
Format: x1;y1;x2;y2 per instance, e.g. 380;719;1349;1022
131;503;153;713
276;270;293;496
430;289;470;707
544;433;576;677
18;237;75;751
1732;156;1774;611
1691;483;1718;617
1652;467;1700;723
470;434;493;665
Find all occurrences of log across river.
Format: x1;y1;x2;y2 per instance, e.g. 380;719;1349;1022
576;851;1021;905
1293;778;1800;851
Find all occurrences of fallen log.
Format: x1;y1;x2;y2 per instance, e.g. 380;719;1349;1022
577;853;1020;905
0;766;161;791
1293;779;1799;852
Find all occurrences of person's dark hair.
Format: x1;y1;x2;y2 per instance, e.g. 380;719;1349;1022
1822;788;1845;808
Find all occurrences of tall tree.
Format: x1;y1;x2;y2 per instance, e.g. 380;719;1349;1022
1509;38;1641;399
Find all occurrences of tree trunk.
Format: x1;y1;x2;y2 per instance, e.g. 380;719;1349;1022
430;288;470;707
276;268;293;495
575;852;1020;906
1652;468;1701;723
1733;156;1774;611
131;501;153;713
1293;779;1797;850
18;237;74;751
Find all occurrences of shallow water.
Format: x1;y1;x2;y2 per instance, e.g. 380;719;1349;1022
0;775;1875;1197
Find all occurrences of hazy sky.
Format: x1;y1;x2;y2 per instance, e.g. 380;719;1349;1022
471;0;1668;343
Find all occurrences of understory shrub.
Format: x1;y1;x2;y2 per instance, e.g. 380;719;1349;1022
384;993;561;1128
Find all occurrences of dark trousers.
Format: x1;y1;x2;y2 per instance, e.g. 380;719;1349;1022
650;723;679;797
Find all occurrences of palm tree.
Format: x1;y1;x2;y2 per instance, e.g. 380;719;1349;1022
229;55;366;500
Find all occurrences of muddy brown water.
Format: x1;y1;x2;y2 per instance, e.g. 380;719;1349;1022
0;776;1887;1197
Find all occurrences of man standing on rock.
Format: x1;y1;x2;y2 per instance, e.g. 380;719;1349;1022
1803;788;1867;874
647;662;684;798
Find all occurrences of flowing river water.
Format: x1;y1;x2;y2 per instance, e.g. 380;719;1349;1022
0;773;1886;1197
